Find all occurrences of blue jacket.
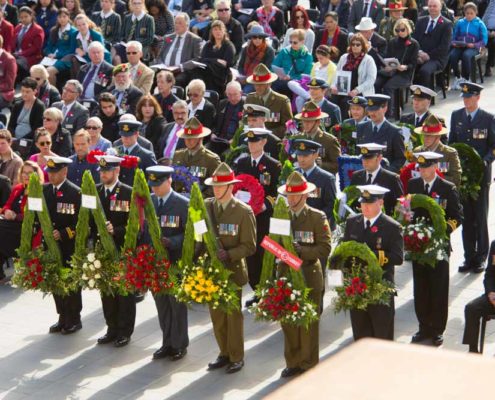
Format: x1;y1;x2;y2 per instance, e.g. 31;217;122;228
452;16;488;48
44;25;77;59
272;46;313;80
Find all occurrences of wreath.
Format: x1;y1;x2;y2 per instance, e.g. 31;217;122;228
172;165;200;195
120;155;139;169
87;149;106;164
399;162;444;193
331;123;358;155
333;185;361;225
232;174;265;216
278;160;295;186
337;155;363;190
224;144;248;166
450;142;484;201
330;241;395;312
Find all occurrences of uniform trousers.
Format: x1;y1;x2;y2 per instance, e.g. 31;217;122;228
101;293;136;337
54;289;82;327
414;59;443;89
154;293;189;350
350;296;395;340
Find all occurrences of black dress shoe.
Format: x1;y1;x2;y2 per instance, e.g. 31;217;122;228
432;334;444;346
49;321;64;333
245;296;259;308
153;346;171;360
226;360;244;374
280;367;302;378
472;265;485;274
97;333;117;344
61;323;82;335
208;356;230;370
411;331;430;343
170;348;187;361
114;336;131;347
458;263;472;273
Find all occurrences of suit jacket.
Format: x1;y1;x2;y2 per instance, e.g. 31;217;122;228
77;61;113;99
245;90;293;139
449;107;495;184
215;98;244;139
343;213;403;282
350;167;404;215
400;111;431;127
413;142;462;188
113;135;154;153
12;22;44;67
51;127;73;158
318;0;350;26
357;119;406;173
368;31;387;68
413;15;453;68
37;81;60;108
132;62;154;94
314;28;349;62
8;98;45;140
0;49;16;102
188;99;216;129
156;122;186;159
152;190;189;263
156;31;202;66
0;18;14;53
348;0;384;32
108;84;144;115
53;101;89;135
116;143;157;186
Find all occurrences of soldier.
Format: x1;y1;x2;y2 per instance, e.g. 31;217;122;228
234;129;281;307
408;152;463;346
115;119;157;187
172;117;221;196
295;101;341;175
413;114;462;188
277;171;331;378
342;185;404;340
245;63;293;139
204;163;256;374
449;82;495;274
343;96;369;128
400;85;436;128
304;78;341;129
351;143;404;215
43;156;82;335
94;155;135;348
146;166;190;362
241;104;281;159
357;94;406;173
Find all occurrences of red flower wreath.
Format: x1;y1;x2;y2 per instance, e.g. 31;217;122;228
400;162;445;193
120;155;140;169
232;174;265;216
87;149;106;164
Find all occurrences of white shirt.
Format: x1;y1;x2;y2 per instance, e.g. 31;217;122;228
365;166;381;183
364;211;382;229
164;34;186;66
101;10;114;18
104;181;118;193
132;12;145;21
425;15;441;33
76;31;91;52
188;97;206;117
250;153;264;167
422;175;437;193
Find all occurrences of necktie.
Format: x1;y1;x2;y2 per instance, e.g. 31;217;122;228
82;65;97;98
252;159;257;169
124;149;129;155
164;125;181;158
415;116;420;127
17;25;27;48
53;185;57;196
424;183;430;194
158;198;164;208
170;36;182;66
106;189;111;198
303;171;308;178
365;219;371;230
128;18;137;41
363;1;371;17
467;114;472;124
427;19;435;34
62;105;68;119
373;125;378;135
101;17;107;35
366;173;372;184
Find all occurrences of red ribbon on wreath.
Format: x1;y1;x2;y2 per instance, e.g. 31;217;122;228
400;163;444;193
232;174;265;216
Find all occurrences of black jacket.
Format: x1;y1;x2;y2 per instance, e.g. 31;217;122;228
413;15;453;68
382;36;419;81
8;98;45;141
188;99;216;130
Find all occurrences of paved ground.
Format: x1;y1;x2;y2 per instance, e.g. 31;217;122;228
1;80;495;399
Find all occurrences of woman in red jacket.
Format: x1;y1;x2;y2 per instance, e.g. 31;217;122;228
0;160;44;280
12;7;44;76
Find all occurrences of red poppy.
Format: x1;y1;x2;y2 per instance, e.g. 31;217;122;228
56;191;63;197
120;155;140;169
405;40;411;46
371;226;378;233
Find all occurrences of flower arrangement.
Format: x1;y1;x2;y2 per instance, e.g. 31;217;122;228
249;277;318;327
399;162;444;193
337;155;363;190
330;241;395;313
87;149;106;164
331;123;358;155
394;194;414;224
450;142;484;201
232;173;265;215
172;165;200;195
120;155;140;169
396;123;423;161
278;160;295;186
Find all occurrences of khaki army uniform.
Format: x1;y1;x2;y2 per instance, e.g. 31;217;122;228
413;142;462;188
304;129;341;175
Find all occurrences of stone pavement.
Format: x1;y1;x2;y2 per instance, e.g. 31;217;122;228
1;83;495;399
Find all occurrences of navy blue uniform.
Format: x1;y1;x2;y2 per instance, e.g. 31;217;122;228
117;144;157;187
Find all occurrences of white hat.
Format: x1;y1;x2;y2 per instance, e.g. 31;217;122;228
119;114;138;122
356;143;387;156
413;151;443;166
45;156;72;171
355;17;377;31
94;155;124;170
357;184;390;202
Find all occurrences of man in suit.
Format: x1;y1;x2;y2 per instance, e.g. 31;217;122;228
412;0;453;88
276;171;331;378
462;240;495;353
154;12;202;88
233;128;281;307
204;163;256;374
348;0;384;33
147;166;190;361
408;151;463;346
43;156;82;335
115;119;157;186
0;33;16;109
355;17;387;68
413;114;461;188
357;95;406;173
295;101;341;175
449;82;495;274
77;41;113;106
342;184;404;340
245;63;293;139
93;155;135;348
172;117;221;195
351;143;404;215
107;64;144;115
157;100;188;160
126;41;154;95
53;80;90;136
399;85;436;128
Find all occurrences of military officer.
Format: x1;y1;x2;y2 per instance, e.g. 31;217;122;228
94;155;135;348
43;156;82;335
399;85;436;128
241;104;281;159
204;163;257;374
449;82;495;274
295;101;341;175
234;129;281;307
277;171;331;378
357;95;406;173
341;185;404;340
172;117;221;196
351;143;404;215
245;64;293;139
343;96;369;128
413;114;462;188
115;119;157;186
408;152;463;346
147;166;190;362
305;78;342;130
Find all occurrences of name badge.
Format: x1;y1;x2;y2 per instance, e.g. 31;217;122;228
189;166;207;178
259;172;271;186
57;202;75;214
161;215;180;228
438;162;449;173
308;187;321;198
110;199;130;212
294;230;314;244
219;223;238;236
473;129;487;139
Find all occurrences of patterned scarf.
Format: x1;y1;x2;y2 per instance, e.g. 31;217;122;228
244;41;267;76
343;51;365;71
256;7;277;37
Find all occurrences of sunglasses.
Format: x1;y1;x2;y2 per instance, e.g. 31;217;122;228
38;141;51;146
86;126;99;130
395;28;406;32
351;43;362;47
217;7;229;11
126;51;138;55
